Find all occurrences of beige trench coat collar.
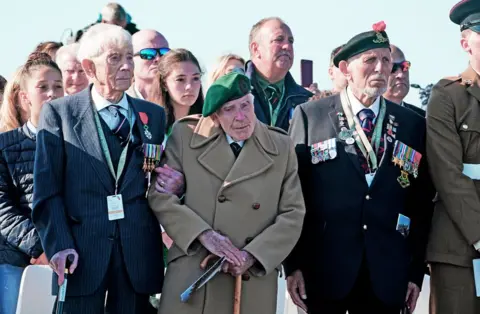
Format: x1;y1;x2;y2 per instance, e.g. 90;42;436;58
190;117;279;189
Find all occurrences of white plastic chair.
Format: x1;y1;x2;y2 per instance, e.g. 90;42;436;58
15;265;55;314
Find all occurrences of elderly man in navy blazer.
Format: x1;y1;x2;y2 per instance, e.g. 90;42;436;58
32;23;183;314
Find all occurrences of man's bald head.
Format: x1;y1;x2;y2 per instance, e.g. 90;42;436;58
132;29;170;86
390;45;406;63
132;29;169;54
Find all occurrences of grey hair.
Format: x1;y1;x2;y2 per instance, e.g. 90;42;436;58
248;17;286;55
55;43;80;67
77;23;132;62
101;3;127;23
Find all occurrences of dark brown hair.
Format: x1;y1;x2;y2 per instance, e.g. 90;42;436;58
20;52;62;90
148;48;204;130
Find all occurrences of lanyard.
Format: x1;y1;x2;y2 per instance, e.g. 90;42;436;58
93;106;134;195
340;89;386;172
268;86;285;126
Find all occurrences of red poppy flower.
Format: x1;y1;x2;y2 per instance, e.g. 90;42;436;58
372;21;387;32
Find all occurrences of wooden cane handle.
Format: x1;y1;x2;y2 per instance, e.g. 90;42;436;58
233;275;242;314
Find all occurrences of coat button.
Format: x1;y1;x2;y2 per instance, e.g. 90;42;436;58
363;225;368;230
245;237;253;244
218;195;226;203
462;124;469;130
252;203;260;210
365;195;371;200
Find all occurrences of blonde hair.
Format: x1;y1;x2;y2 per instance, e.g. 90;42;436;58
207;54;245;87
0;67;26;132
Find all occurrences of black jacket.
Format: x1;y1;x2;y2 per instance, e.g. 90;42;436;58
245;61;312;132
285;95;434;307
404;101;426;117
0;124;43;267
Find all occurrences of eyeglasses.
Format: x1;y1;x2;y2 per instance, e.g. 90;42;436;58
392;61;411;73
134;48;170;60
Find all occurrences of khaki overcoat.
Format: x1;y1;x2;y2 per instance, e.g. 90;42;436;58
148;115;305;314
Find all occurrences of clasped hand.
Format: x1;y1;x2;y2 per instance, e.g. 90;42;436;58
198;230;255;276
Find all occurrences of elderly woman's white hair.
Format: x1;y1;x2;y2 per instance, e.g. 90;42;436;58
77;23;132;62
55;43;80;66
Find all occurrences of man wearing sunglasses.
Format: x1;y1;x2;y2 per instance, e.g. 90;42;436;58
128;29;170;101
427;1;480;313
383;45;425;117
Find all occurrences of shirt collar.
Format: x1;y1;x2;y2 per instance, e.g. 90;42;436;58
91;86;129;112
226;134;244;147
27;120;37;135
134;84;145;100
347;86;380;118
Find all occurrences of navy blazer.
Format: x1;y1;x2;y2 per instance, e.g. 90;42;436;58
32;86;165;296
284;94;434;307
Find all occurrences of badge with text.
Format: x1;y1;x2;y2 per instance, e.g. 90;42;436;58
396;214;411;237
337;112;355;145
143;143;163;197
107;194;125;221
311;138;337;164
392;140;422;188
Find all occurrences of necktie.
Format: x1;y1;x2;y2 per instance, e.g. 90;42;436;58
265;85;281;110
230;142;242;159
355;108;385;173
108;105;131;145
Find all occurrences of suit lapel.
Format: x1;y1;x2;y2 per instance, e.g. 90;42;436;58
119;97;159;193
222;122;275;190
193;117;236;181
328;97;365;181
73;88;112;193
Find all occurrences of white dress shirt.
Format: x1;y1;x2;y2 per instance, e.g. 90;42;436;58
134;84;145;100
26;121;37;135
347;87;380;123
226;134;244;148
91;87;136;139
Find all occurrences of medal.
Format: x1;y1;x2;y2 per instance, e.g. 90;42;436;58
346;137;355;145
397;170;410;188
339;128;354;141
387;136;392;143
143;143;163;197
139;112;153;140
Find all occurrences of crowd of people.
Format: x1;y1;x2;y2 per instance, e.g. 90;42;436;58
1;1;480;314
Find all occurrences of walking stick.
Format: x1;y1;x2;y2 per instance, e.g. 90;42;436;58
55;254;74;314
233;275;242;314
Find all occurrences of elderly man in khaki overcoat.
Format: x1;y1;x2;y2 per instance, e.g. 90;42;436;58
148;72;305;314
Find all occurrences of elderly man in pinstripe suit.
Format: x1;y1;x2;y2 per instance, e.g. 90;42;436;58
32;23;183;314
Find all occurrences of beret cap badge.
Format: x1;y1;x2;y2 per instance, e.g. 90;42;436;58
372;21;388;44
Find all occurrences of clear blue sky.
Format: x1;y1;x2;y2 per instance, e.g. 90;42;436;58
2;0;463;105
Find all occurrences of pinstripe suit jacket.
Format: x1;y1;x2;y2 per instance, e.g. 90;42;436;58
32;86;166;296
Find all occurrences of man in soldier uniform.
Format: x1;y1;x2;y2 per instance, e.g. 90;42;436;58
285;21;434;314
427;1;480;313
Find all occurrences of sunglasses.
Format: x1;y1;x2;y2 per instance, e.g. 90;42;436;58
392;61;411;73
134;48;170;60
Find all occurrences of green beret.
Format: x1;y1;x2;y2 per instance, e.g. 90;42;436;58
333;21;390;67
202;72;251;117
450;0;480;32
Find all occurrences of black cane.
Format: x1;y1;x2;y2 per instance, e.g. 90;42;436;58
55;254;74;314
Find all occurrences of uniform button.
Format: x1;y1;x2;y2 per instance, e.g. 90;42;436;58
252;203;260;210
245;237;253;244
365;195;371;200
462;124;469;130
218;195;226;203
363;225;368;230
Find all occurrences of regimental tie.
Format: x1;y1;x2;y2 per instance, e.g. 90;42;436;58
355;108;385;173
230;142;242;159
108;105;131;145
265;85;281;110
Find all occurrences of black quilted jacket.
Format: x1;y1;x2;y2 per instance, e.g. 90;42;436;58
0;124;43;267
